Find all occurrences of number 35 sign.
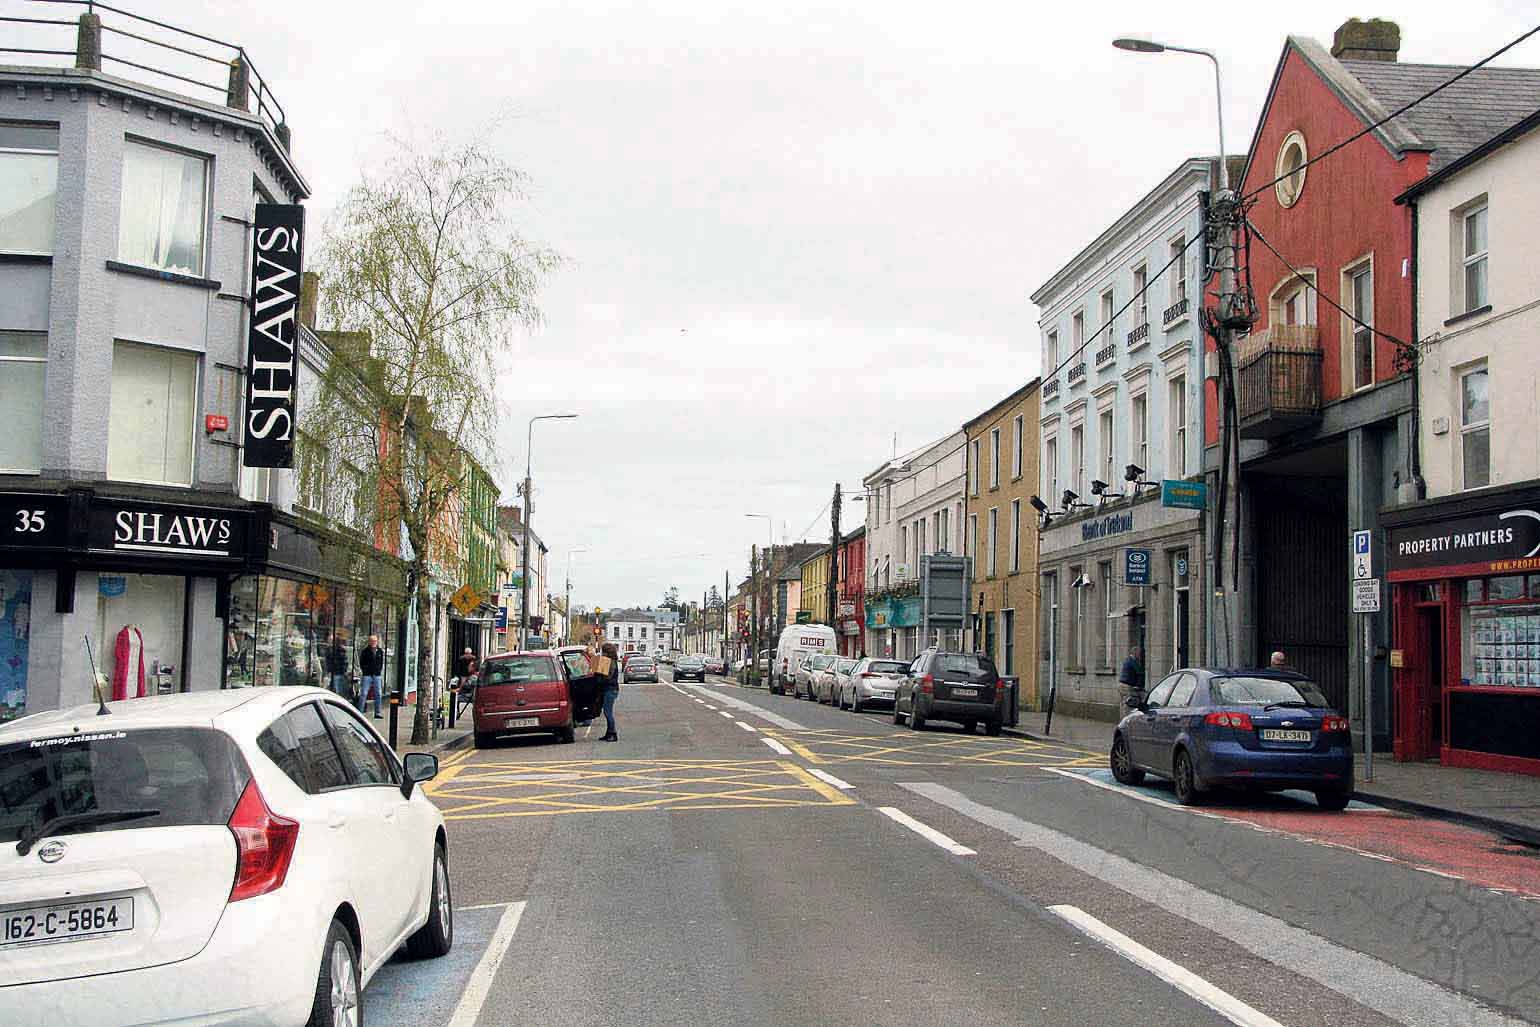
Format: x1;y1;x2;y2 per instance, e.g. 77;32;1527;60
1;494;69;552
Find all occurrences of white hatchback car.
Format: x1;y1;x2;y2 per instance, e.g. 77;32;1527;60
1;687;452;1026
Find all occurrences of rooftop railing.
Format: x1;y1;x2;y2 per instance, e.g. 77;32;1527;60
0;1;290;148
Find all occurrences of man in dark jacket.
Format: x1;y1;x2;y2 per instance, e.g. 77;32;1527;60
326;639;350;697
1118;645;1145;705
358;634;386;718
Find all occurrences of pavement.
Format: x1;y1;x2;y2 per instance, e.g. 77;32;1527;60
1012;708;1540;845
363;673;1540;1026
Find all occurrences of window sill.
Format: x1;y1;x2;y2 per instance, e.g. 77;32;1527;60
1162;314;1191;333
1066;665;1086;675
106;259;221;291
1444;304;1493;328
0;251;52;265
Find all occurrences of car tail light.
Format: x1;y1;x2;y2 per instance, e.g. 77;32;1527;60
227;778;300;902
1320;715;1349;733
860;672;878;679
1203;711;1254;731
918;674;934;695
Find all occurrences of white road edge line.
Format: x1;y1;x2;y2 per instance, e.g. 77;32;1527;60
902;782;1519;1027
807;767;853;790
1048;904;1285;1027
444;900;526;1027
737;721;759;732
719;711;735;719
454;902;512;912
761;737;793;756
878;806;976;856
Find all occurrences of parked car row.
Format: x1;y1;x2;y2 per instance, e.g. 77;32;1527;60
792;649;1009;735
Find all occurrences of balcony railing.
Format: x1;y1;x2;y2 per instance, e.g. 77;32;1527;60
1162;296;1190;326
1094;343;1117;367
1127;321;1149;347
1236;325;1323;439
1042;377;1059;399
1067;362;1087;384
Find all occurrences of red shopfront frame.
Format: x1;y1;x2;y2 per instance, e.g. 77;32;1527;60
1389;556;1540;775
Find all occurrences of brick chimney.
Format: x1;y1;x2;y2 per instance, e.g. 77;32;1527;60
298;270;319;328
1332;18;1400;62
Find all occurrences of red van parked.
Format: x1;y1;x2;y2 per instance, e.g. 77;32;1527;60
473;650;604;748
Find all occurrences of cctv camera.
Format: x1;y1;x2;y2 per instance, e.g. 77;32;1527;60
1061;489;1079;508
1030;495;1049;514
1091;479;1110;496
1124;463;1145;483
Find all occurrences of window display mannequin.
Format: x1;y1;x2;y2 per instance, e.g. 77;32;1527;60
112;623;146;700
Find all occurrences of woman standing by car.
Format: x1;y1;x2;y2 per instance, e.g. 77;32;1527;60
600;642;621;741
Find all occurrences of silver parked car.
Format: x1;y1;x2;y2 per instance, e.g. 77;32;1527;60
797;653;835;700
838;657;909;712
819;657;858;705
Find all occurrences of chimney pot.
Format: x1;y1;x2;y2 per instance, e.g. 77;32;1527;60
1332;18;1401;62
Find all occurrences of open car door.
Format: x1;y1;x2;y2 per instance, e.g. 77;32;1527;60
560;649;604;722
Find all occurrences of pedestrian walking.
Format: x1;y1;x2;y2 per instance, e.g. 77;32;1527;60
1118;644;1145;704
326;638;350;697
600;642;621;742
358;634;386;718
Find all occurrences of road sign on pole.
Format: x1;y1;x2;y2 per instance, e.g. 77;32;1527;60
1352;529;1373;580
1352;578;1380;613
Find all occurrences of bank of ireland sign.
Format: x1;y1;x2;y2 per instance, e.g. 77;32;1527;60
243;204;305;469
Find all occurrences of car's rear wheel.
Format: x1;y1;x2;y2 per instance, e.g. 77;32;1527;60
984;718;1002;737
910;704;927;731
557;725;576;744
1315;787;1351;811
1172;749;1202;805
892;700;904;725
406;843;454;958
851;692;863;714
473;731;493;749
962;719;977;735
308;918;361;1027
1110;734;1144;785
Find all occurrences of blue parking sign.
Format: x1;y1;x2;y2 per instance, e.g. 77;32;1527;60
1124;548;1152;587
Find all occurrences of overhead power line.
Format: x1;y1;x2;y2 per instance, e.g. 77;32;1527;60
1243;22;1540;204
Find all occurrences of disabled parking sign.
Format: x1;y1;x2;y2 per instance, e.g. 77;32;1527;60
1352;529;1372;581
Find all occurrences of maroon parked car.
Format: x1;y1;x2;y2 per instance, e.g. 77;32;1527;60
473;651;600;748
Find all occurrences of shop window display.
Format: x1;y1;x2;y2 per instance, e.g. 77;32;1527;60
223;576;399;694
96;573;185;696
1462;576;1540;689
0;570;31;722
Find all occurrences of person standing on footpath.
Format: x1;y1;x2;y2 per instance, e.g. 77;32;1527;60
1118;644;1145;704
1270;651;1289;671
600;642;621;742
358;634;386;718
326;638;351;698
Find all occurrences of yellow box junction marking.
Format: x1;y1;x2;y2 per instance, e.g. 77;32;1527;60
760;729;1104;769
423;758;856;820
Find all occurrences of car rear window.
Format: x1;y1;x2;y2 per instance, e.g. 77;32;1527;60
936;654;996;679
1211;676;1331;708
867;661;907;675
836;659;858;673
0;728;249;843
483;655;558;684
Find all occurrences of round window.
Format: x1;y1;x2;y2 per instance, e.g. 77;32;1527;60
1275;131;1308;208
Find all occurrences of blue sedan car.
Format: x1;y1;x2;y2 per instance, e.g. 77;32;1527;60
1110;669;1354;810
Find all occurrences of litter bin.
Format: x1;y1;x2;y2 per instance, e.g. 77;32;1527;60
999;675;1020;727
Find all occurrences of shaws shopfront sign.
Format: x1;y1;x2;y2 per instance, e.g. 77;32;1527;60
1;492;263;569
1388;508;1540;577
95;506;239;558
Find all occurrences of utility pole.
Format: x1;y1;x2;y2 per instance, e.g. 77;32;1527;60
723;570;730;663
750;544;760;683
828;483;841;626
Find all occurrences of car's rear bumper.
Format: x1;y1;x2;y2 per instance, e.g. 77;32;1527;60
855;686;896;706
475;705;570;734
1196;741;1354;790
3;891;319;1026
922;698;1004;722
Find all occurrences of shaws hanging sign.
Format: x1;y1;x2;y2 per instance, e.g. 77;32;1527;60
243;203;305;469
1387;509;1540;574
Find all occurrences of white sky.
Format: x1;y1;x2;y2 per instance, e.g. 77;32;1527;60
90;2;1540;605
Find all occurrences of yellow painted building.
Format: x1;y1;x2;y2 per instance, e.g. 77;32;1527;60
799;547;832;624
963;379;1042;705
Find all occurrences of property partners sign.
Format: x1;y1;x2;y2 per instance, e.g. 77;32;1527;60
243;204;305;469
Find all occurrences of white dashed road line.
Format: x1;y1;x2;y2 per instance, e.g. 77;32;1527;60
682;684;805;730
807;768;853;791
445;901;526;1027
902;781;1518;1027
1049;905;1285;1027
761;737;793;756
719;711;734;719
878;806;976;856
737;721;758;733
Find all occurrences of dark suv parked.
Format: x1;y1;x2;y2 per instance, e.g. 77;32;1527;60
893;650;1004;735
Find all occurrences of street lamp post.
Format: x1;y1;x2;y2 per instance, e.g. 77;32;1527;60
563;546;588;645
745;513;774;686
1113;34;1235;671
521;413;578;649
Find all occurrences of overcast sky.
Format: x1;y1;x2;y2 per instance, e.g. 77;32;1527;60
96;2;1540;606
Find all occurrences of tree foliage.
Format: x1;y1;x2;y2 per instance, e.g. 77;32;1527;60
309;134;559;743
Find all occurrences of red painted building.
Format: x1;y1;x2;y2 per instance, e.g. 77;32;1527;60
1207;19;1540;767
836;527;867;656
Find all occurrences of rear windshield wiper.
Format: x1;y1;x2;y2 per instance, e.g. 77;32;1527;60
16;809;161;857
1262;701;1312;711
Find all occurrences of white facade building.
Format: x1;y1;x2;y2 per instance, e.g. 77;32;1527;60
605;610;660;655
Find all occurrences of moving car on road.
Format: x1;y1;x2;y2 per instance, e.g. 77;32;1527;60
838;657;909;712
1110;669;1354;809
893;650;1005;735
796;653;835;700
672;655;707;682
624;656;660;683
1;689;451;1027
475;650;580;746
703;656;726;675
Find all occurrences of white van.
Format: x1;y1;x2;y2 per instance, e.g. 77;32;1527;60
772;624;837;696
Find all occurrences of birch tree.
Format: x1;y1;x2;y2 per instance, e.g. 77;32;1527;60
311;136;558;744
